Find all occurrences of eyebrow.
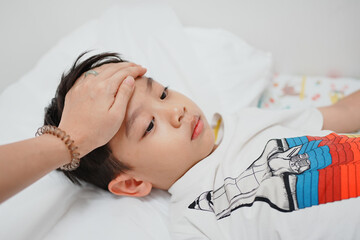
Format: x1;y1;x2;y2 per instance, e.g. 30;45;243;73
147;77;153;93
125;77;154;138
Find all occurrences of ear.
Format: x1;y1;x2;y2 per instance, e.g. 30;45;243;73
108;173;152;197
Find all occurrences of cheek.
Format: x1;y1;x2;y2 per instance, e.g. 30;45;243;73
145;133;192;163
153;134;187;156
204;130;216;153
155;125;214;160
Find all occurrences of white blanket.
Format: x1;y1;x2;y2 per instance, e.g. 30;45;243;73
0;3;272;239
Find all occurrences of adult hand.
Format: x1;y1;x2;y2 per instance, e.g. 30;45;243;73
58;62;146;157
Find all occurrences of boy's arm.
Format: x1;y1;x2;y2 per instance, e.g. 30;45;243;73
318;90;360;133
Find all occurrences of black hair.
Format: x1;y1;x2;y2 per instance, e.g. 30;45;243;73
44;52;132;191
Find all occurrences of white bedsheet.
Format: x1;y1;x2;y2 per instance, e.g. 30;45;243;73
0;3;272;240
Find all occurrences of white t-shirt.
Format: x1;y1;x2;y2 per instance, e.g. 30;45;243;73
168;107;360;240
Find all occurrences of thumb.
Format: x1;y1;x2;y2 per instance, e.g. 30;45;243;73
111;76;135;117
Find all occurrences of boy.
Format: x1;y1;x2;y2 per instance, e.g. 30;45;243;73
45;52;360;239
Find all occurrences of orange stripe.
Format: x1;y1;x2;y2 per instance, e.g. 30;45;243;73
329;145;338;165
318;169;326;204
307;136;315;141
338;144;345;164
354;143;360;162
333;166;341;201
326;167;334;202
334;136;341;144
318;139;327;147
328;133;337;140
339;136;347;144
348;164;357;198
333;144;344;201
340;165;349;199
354;141;360;153
356;163;360;196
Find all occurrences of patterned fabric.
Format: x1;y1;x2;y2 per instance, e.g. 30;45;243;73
189;133;360;219
287;133;360;208
258;74;360;109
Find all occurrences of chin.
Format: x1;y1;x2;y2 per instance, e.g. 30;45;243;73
203;130;216;156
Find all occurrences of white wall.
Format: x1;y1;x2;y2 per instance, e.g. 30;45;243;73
169;0;360;78
0;0;359;93
0;0;116;93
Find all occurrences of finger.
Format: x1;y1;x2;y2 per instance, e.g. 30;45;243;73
94;62;142;79
108;65;147;81
75;64;145;96
110;76;135;118
78;62;140;83
108;66;147;90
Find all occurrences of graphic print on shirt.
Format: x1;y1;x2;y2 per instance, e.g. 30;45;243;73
189;133;360;220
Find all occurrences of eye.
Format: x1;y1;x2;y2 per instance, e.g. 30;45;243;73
143;118;155;137
160;86;169;100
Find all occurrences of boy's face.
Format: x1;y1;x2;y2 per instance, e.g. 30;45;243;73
109;77;215;190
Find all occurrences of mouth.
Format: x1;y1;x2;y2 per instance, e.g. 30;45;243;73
191;115;203;140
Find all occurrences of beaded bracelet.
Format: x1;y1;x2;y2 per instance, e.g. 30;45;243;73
35;125;80;171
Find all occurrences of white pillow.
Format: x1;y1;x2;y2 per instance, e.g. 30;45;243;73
184;27;273;116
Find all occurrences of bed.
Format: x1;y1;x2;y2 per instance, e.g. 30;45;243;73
0;3;359;240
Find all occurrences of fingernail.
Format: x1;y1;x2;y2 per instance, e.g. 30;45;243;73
124;76;135;87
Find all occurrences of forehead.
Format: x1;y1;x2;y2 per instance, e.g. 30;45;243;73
125;77;148;113
130;76;156;101
134;76;149;88
134;76;158;92
123;76;158;131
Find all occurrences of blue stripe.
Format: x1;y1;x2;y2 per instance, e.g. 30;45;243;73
311;171;319;206
313;140;321;149
323;146;332;167
315;148;325;169
296;174;305;209
287;138;296;148
300;136;309;144
294;137;302;146
299;143;308;155
308;150;318;170
305;140;315;152
303;172;312;208
295;142;333;209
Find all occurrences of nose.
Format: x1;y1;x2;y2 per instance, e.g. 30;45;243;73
169;105;185;128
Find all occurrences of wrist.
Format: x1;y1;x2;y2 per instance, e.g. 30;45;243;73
36;126;81;171
37;134;71;166
72;134;91;158
57;124;90;157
